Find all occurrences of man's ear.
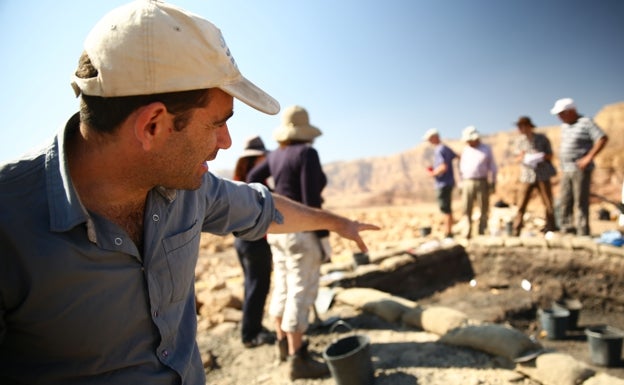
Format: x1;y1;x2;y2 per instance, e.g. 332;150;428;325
133;102;170;151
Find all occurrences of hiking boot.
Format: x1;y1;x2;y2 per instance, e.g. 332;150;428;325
243;329;276;348
276;338;288;362
287;343;329;380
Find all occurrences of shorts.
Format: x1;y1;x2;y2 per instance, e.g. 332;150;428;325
436;185;453;214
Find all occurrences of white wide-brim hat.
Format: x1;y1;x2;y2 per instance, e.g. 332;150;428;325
273;105;322;142
71;0;279;115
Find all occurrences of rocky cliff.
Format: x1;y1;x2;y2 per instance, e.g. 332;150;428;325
323;102;624;209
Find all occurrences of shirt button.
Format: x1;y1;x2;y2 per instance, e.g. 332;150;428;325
153;310;159;317
114;237;123;246
152;214;160;222
161;350;169;358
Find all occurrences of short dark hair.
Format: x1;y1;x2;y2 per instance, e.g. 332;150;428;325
75;52;210;133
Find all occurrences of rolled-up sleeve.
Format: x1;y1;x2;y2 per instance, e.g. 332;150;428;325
200;173;283;240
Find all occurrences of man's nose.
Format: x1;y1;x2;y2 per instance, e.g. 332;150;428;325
218;124;232;150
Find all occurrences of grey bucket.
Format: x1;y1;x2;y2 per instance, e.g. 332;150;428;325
419;226;432;237
554;299;582;330
538;307;569;340
323;334;374;385
585;325;623;367
352;252;370;267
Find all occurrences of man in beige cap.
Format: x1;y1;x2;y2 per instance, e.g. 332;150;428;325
248;105;330;380
551;97;608;236
0;2;378;384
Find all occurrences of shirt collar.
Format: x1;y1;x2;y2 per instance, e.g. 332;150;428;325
45;113;177;243
46;113;92;237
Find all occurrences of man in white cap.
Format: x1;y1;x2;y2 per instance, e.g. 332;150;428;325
0;2;379;384
424;128;458;238
458;126;497;238
551;97;608;236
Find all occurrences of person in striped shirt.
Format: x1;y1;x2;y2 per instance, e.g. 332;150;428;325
550;98;608;236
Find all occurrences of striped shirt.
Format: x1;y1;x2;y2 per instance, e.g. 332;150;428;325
559;116;606;172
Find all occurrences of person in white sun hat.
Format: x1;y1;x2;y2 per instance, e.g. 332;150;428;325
550;97;608;236
0;1;379;384
248;105;330;380
458;125;498;238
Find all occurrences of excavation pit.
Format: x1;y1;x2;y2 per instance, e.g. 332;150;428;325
320;237;624;378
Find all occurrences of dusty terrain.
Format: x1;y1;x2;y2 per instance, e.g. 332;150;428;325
196;202;624;384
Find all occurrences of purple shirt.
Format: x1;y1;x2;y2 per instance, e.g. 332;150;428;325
433;144;458;189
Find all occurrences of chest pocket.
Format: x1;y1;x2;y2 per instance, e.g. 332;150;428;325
162;220;201;303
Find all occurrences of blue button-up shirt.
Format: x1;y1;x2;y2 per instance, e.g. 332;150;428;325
432;143;457;189
0;114;280;384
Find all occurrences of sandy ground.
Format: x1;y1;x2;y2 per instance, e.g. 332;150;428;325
198;203;624;384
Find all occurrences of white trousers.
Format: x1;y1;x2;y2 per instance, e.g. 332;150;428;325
267;232;322;333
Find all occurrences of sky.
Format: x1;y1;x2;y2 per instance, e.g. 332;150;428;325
1;0;623;173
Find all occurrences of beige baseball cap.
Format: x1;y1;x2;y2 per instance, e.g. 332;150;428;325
71;0;279;115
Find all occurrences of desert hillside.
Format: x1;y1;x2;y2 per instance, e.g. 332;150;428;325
322;101;624;209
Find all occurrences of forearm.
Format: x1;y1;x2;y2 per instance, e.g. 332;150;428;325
433;163;447;177
267;193;379;252
587;136;608;160
268;194;341;234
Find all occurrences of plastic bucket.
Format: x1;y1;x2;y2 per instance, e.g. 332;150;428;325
538;307;569;340
419;227;432;237
352;252;370;267
554;299;582;330
505;221;513;236
585;325;624;367
323;335;374;385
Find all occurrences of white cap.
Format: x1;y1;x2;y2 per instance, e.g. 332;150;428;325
71;0;279;115
422;128;439;141
461;125;480;142
550;98;576;115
